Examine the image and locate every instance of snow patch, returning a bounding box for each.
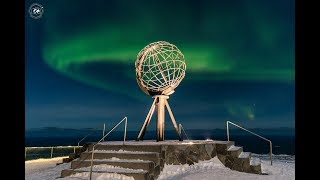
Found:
[250,157,261,166]
[239,152,251,158]
[228,145,241,151]
[92,149,156,154]
[77,164,147,173]
[64,172,134,180]
[158,154,295,180]
[82,157,149,162]
[98,140,219,145]
[158,156,225,179]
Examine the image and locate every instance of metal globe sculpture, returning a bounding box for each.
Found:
[135,41,186,96]
[135,41,186,141]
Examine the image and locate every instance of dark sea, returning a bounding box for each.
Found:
[25,127,294,160]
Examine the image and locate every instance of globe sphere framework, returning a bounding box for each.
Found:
[135,41,186,95]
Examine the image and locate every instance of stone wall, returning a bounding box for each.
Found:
[161,142,216,165]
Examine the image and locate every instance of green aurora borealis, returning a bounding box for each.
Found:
[42,0,294,96]
[26,0,294,129]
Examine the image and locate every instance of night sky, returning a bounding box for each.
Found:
[25,0,294,131]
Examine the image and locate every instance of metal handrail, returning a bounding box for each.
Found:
[25,146,83,159]
[77,125,105,147]
[89,117,127,180]
[57,124,106,171]
[226,121,273,165]
[25,145,81,148]
[179,124,190,140]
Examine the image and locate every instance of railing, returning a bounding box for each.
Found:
[26,124,106,161]
[77,124,106,147]
[226,121,273,165]
[179,124,190,140]
[25,146,82,160]
[89,117,128,180]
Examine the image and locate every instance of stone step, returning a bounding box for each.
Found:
[227,145,243,157]
[249,157,262,174]
[61,140,263,177]
[61,169,153,180]
[225,152,251,172]
[238,152,251,159]
[87,144,162,153]
[249,157,261,166]
[215,141,235,154]
[71,159,155,171]
[230,151,251,172]
[80,151,160,165]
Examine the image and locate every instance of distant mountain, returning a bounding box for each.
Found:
[25,127,101,138]
[25,127,294,138]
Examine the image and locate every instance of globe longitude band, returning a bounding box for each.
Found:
[135,41,186,141]
[135,41,186,96]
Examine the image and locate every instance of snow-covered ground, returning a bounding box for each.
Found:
[158,154,295,180]
[25,154,295,180]
[25,156,70,180]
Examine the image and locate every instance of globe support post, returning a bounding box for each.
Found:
[157,95,166,141]
[136,98,157,141]
[136,95,182,141]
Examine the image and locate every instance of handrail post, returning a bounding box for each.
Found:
[123,117,127,145]
[50,147,54,158]
[270,141,273,165]
[227,121,230,141]
[103,123,106,141]
[78,125,105,148]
